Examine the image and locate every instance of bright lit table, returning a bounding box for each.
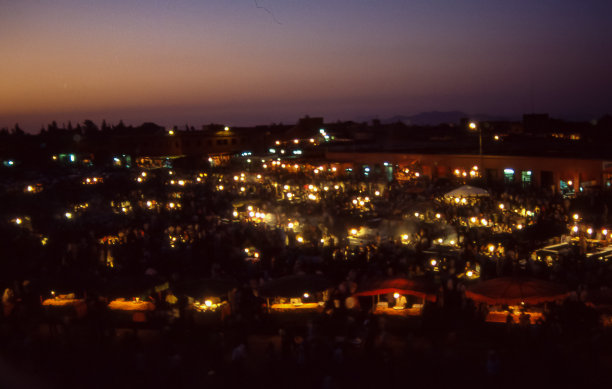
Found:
[270,302,321,312]
[108,299,155,323]
[108,299,155,311]
[42,298,87,318]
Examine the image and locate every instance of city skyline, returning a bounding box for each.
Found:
[1,0,611,131]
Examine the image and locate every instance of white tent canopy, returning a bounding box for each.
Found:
[444,185,489,198]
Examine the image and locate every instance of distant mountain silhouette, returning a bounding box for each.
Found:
[382,111,467,125]
[375,111,518,126]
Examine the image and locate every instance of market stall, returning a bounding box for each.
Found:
[443,185,489,200]
[42,293,87,319]
[38,272,99,321]
[105,275,166,325]
[353,277,437,316]
[259,274,332,314]
[174,277,236,324]
[466,277,569,324]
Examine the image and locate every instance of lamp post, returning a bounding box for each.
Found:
[469,121,483,175]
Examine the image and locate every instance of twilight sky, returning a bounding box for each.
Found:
[1,0,611,131]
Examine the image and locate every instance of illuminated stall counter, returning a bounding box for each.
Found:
[108,298,155,323]
[42,294,87,319]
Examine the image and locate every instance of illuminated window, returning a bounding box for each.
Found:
[521,171,532,187]
[503,168,515,183]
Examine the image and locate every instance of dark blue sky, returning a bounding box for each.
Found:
[1,0,611,130]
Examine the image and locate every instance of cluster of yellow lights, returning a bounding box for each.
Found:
[233,173,247,182]
[469,217,489,226]
[169,179,186,186]
[453,165,480,178]
[244,247,260,259]
[351,196,371,208]
[82,177,102,185]
[136,172,148,183]
[193,300,223,312]
[110,200,132,214]
[167,202,181,210]
[168,233,190,248]
[571,224,608,237]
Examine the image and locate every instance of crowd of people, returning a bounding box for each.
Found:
[1,158,612,387]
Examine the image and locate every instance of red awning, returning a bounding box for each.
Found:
[466,277,569,305]
[353,278,437,302]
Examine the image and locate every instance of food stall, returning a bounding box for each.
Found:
[259,274,332,314]
[443,185,489,201]
[466,277,569,324]
[353,277,437,317]
[105,275,166,326]
[42,292,87,320]
[39,273,97,321]
[532,243,572,267]
[174,277,237,325]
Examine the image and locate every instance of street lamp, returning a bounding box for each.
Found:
[468,121,482,171]
[468,121,481,156]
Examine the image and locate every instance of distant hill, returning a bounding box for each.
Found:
[377,111,518,126]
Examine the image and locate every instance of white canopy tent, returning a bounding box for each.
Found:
[444,185,489,198]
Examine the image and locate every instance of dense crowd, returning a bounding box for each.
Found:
[2,160,612,387]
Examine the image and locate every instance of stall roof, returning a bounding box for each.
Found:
[353,277,437,302]
[466,277,569,305]
[444,185,489,198]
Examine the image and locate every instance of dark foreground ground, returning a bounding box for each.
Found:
[2,312,612,389]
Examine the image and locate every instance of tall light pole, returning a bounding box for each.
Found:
[469,121,483,174]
